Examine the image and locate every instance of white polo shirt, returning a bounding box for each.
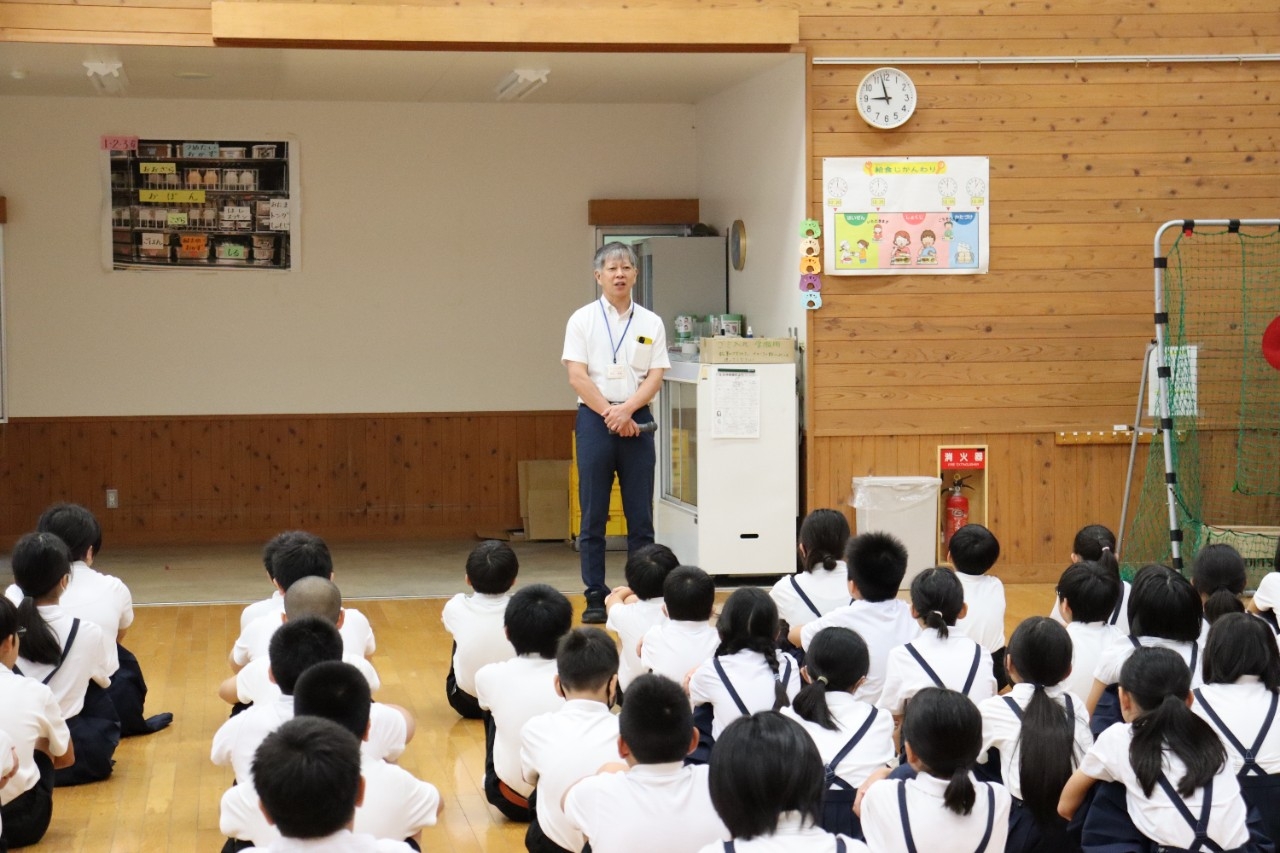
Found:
[1093,634,1203,689]
[978,682,1093,800]
[15,604,111,719]
[520,698,621,851]
[607,598,668,690]
[563,761,727,853]
[640,619,720,684]
[1192,677,1280,774]
[1079,722,1250,849]
[770,563,851,629]
[231,608,376,668]
[240,829,415,852]
[1253,573,1280,612]
[474,654,562,797]
[799,600,920,706]
[1062,620,1122,701]
[241,591,284,631]
[7,562,132,675]
[562,297,669,405]
[221,754,439,846]
[878,627,997,715]
[233,653,381,704]
[694,814,868,853]
[781,692,896,788]
[0,667,70,805]
[688,649,802,739]
[953,572,1006,654]
[440,591,515,695]
[861,773,1011,852]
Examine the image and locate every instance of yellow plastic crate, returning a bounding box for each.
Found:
[569,431,628,538]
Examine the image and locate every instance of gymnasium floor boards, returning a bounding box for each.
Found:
[40,584,1059,853]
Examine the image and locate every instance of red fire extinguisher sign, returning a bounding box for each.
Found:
[940,447,986,471]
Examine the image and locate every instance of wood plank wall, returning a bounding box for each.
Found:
[2,0,1277,576]
[0,411,575,547]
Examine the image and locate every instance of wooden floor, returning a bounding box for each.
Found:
[40,584,1060,852]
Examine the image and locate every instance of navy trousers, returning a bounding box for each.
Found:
[575,404,656,597]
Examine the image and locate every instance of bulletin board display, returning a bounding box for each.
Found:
[103,136,299,271]
[822,156,989,276]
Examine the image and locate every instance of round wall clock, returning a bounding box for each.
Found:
[856,67,917,130]
[730,219,748,271]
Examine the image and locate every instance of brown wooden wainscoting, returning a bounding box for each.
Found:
[0,411,575,547]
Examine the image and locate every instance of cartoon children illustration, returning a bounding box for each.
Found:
[839,240,855,265]
[857,240,869,264]
[917,229,938,265]
[891,230,912,264]
[943,218,955,241]
[872,223,884,242]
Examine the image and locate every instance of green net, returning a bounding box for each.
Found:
[1122,223,1280,587]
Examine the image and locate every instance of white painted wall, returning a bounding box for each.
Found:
[694,56,806,344]
[0,97,697,416]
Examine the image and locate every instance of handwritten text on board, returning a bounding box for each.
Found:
[101,136,138,152]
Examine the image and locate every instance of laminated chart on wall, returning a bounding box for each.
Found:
[822,156,989,276]
[712,368,761,439]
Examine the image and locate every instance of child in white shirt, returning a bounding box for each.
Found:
[606,544,678,695]
[441,539,518,719]
[947,524,1008,690]
[1050,524,1131,634]
[770,509,852,634]
[1054,561,1123,702]
[639,566,719,684]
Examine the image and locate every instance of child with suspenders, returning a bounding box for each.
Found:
[1059,646,1268,853]
[978,617,1093,853]
[687,589,801,746]
[1051,525,1132,634]
[770,510,852,638]
[859,688,1011,852]
[699,711,869,853]
[879,569,997,723]
[1193,613,1280,845]
[782,627,895,839]
[1087,563,1205,738]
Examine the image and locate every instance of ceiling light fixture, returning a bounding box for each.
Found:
[84,60,128,96]
[494,68,549,102]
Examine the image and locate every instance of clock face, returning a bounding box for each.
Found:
[856,67,917,130]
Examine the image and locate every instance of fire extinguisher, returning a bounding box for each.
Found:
[942,475,972,553]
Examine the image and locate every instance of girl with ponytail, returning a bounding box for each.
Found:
[860,687,1011,851]
[879,568,997,721]
[1192,543,1249,627]
[770,509,852,635]
[1059,646,1263,851]
[978,617,1091,853]
[688,588,801,741]
[11,531,116,786]
[783,627,895,837]
[1051,524,1131,634]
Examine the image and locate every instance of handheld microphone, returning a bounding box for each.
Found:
[609,421,659,436]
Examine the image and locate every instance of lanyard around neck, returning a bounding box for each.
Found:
[600,297,634,365]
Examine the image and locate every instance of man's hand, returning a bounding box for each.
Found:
[603,404,639,436]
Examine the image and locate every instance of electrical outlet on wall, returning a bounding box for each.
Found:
[105,489,119,509]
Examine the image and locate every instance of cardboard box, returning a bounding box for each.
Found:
[700,337,796,364]
[518,460,571,541]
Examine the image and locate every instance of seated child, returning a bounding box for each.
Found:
[1193,612,1280,844]
[1192,543,1249,628]
[520,628,621,853]
[770,509,852,634]
[947,524,1009,690]
[441,540,519,719]
[606,544,678,696]
[977,617,1092,853]
[474,583,572,822]
[1248,537,1280,631]
[10,532,116,787]
[688,588,801,743]
[1051,525,1130,634]
[239,531,299,631]
[878,568,996,720]
[860,688,1012,852]
[1054,561,1123,702]
[782,627,895,838]
[701,711,870,852]
[221,577,381,708]
[793,532,919,705]
[1087,563,1204,736]
[221,661,440,850]
[247,716,416,852]
[639,566,720,684]
[230,532,375,671]
[0,597,73,848]
[563,673,727,853]
[15,503,172,736]
[1059,647,1262,852]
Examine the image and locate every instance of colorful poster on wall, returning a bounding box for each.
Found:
[822,156,989,276]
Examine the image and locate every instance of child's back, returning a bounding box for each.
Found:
[1055,561,1124,701]
[640,565,719,683]
[442,540,519,718]
[1051,524,1131,634]
[947,525,1006,674]
[607,544,678,691]
[770,509,852,629]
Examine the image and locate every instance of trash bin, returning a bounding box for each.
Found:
[851,476,942,590]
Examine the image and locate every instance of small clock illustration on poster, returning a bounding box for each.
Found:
[856,67,917,130]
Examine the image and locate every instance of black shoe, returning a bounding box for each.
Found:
[582,592,607,624]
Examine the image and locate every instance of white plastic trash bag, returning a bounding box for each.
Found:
[850,476,942,589]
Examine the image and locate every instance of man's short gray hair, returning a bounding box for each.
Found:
[594,241,639,272]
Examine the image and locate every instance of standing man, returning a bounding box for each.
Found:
[563,242,670,623]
